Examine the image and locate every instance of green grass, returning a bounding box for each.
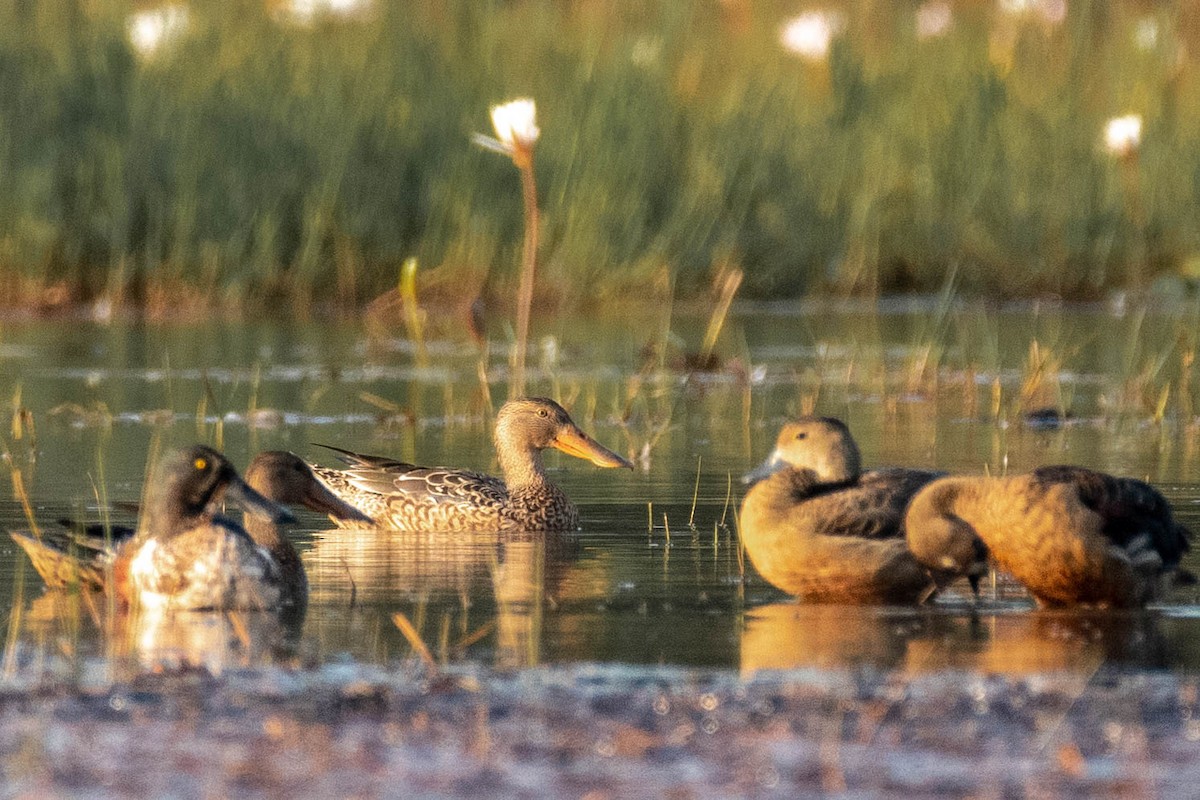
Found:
[2,1,1200,310]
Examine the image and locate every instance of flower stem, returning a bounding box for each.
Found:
[511,158,539,399]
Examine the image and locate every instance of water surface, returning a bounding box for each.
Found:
[2,299,1199,674]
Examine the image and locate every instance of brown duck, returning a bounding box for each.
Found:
[904,465,1193,608]
[738,417,947,604]
[312,397,633,532]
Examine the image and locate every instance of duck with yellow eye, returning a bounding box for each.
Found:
[115,445,296,611]
[12,449,372,612]
[311,396,633,532]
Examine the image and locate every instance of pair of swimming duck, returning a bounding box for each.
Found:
[739,417,1193,608]
[12,397,632,612]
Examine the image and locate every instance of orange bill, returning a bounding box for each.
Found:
[552,426,633,469]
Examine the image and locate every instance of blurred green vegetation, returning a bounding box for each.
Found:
[1,0,1200,310]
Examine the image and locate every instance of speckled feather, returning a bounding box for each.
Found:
[130,518,283,611]
[311,398,631,533]
[312,456,579,532]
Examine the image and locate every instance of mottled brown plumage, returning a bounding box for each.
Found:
[738,418,946,604]
[905,466,1193,608]
[312,397,632,532]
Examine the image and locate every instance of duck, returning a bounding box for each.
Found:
[904,465,1193,608]
[738,417,949,604]
[235,450,373,609]
[11,449,372,611]
[311,396,632,532]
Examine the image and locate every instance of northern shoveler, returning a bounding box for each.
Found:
[120,445,291,611]
[236,450,373,608]
[312,396,633,532]
[738,417,949,604]
[904,465,1193,608]
[12,449,372,611]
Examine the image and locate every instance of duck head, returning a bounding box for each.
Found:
[496,397,633,470]
[245,451,374,524]
[744,417,862,485]
[149,445,295,536]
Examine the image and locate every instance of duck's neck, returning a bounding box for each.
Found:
[243,517,290,558]
[243,517,307,598]
[497,442,548,491]
[140,492,206,541]
[905,477,988,572]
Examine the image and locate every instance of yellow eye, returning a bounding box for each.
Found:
[194,457,208,471]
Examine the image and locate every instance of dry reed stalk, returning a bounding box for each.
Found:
[392,611,437,671]
[399,257,429,370]
[698,267,743,365]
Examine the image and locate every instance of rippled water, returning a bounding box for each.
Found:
[3,299,1200,675]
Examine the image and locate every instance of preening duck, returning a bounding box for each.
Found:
[904,465,1193,608]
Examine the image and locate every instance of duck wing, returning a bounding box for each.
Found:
[811,469,943,541]
[1032,465,1192,567]
[315,444,509,506]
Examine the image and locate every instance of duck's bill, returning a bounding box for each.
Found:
[226,479,296,524]
[552,427,634,469]
[741,454,784,485]
[302,479,375,525]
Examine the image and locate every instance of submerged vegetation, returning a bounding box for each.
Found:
[2,1,1200,311]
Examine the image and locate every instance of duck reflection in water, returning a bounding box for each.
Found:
[304,527,581,667]
[740,604,1171,676]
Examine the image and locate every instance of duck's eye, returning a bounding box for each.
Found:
[794,433,807,441]
[194,457,208,471]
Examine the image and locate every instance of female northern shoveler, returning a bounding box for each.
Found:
[312,396,633,532]
[12,449,371,611]
[904,465,1193,608]
[738,417,949,604]
[236,451,373,609]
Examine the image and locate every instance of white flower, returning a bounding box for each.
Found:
[490,98,540,151]
[277,0,375,28]
[127,4,189,59]
[1036,0,1068,25]
[474,98,540,161]
[779,10,845,62]
[1135,17,1159,51]
[1104,114,1143,157]
[916,1,953,39]
[999,0,1067,26]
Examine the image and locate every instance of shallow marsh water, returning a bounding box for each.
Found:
[2,298,1200,677]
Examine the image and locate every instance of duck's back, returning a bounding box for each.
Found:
[1031,465,1190,569]
[810,468,944,540]
[313,451,511,532]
